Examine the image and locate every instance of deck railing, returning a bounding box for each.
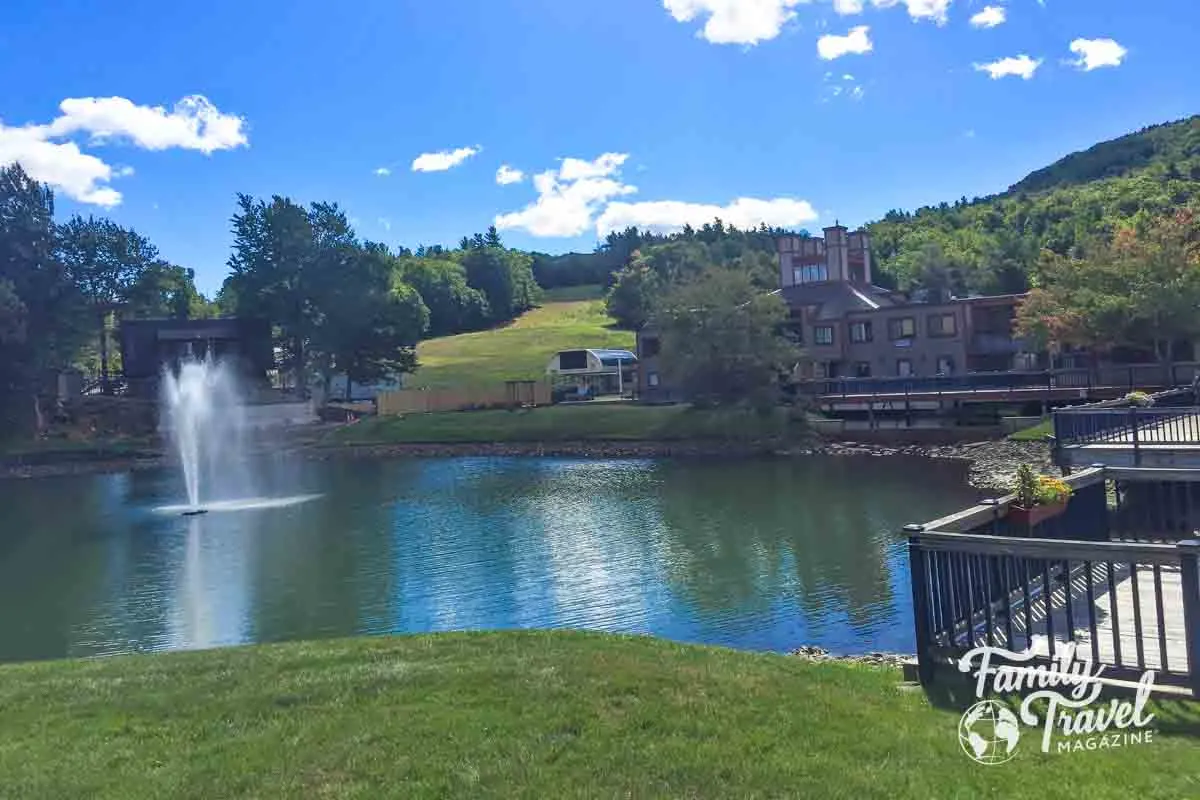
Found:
[802,362,1200,399]
[906,466,1200,695]
[1052,406,1200,462]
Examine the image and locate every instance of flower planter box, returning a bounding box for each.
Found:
[1007,501,1067,527]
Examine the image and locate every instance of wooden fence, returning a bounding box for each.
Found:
[377,380,551,415]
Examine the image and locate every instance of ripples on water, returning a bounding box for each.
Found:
[0,456,980,663]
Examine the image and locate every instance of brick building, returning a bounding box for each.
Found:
[636,224,1036,400]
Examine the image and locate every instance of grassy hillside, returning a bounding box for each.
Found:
[408,285,633,390]
[2,631,1198,798]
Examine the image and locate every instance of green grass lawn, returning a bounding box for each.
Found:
[0,433,157,459]
[539,284,607,302]
[1008,418,1053,441]
[409,289,631,390]
[327,403,811,445]
[1,631,1197,799]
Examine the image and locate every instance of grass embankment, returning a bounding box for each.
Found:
[327,403,810,445]
[409,284,631,390]
[1,631,1197,799]
[0,433,156,461]
[1009,419,1053,441]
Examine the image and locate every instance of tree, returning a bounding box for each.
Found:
[397,256,489,336]
[225,193,320,390]
[605,255,662,329]
[483,225,503,248]
[311,245,429,399]
[0,164,88,435]
[462,246,540,323]
[1015,210,1200,362]
[653,268,800,408]
[57,216,163,391]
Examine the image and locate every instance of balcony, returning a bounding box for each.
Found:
[968,332,1026,355]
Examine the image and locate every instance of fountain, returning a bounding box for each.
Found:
[160,356,254,513]
[157,355,321,516]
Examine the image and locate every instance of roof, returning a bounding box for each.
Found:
[780,282,900,320]
[587,349,636,360]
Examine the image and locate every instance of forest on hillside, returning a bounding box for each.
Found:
[866,115,1200,297]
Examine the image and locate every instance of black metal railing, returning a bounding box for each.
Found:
[802,370,1086,398]
[1052,407,1200,454]
[909,531,1200,692]
[906,466,1200,695]
[803,362,1200,399]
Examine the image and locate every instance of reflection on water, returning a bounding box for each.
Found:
[0,456,979,663]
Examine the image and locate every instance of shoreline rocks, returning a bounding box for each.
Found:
[782,438,1054,493]
[0,434,1054,491]
[789,645,914,669]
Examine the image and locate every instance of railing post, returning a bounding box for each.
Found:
[1130,406,1141,466]
[1177,539,1200,698]
[906,525,934,685]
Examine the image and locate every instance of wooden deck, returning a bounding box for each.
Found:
[976,562,1189,675]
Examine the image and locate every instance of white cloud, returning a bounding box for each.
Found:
[0,123,122,206]
[1069,38,1127,71]
[871,0,952,25]
[374,166,391,176]
[495,153,637,237]
[969,5,1005,28]
[596,197,818,236]
[833,0,865,13]
[0,94,245,207]
[378,217,392,231]
[46,95,247,154]
[662,0,805,45]
[496,152,820,239]
[411,145,481,172]
[974,54,1041,79]
[818,26,872,60]
[495,164,525,185]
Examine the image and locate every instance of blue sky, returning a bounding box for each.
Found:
[1,0,1197,295]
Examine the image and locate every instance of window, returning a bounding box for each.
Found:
[559,350,588,370]
[849,321,873,343]
[936,356,955,375]
[854,362,871,378]
[647,372,660,387]
[897,359,914,377]
[928,313,957,337]
[792,261,829,284]
[888,317,916,340]
[641,337,661,357]
[814,325,834,345]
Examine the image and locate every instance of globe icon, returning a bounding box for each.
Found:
[958,700,1021,765]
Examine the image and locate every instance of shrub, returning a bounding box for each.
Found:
[1125,390,1154,407]
[1013,463,1071,507]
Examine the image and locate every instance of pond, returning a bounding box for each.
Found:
[0,455,980,663]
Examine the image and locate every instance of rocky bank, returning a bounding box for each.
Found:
[789,645,914,669]
[0,430,1055,491]
[792,438,1056,494]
